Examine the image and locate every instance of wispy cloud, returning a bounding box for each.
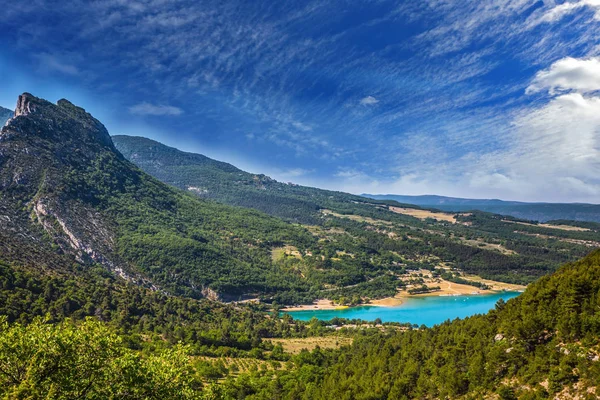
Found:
[530,0,600,26]
[129,102,183,116]
[4,0,600,201]
[34,53,79,75]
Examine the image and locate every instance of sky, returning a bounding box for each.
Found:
[1,0,600,203]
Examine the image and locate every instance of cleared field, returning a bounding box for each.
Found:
[461,238,517,255]
[267,336,353,354]
[463,275,527,292]
[282,299,348,311]
[389,206,459,223]
[398,269,525,296]
[271,245,302,261]
[503,220,590,232]
[370,296,404,306]
[321,209,393,225]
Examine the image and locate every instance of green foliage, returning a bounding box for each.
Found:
[0,317,200,399]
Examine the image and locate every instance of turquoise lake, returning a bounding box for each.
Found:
[284,292,521,327]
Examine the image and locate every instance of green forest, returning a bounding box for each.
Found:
[1,250,599,398]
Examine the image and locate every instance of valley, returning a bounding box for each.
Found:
[0,94,599,398]
[3,0,600,397]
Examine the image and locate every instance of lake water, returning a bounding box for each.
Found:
[284,292,521,327]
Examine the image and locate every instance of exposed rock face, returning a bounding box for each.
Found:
[14,92,37,117]
[201,286,220,301]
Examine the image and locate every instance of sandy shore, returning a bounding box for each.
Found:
[281,299,349,312]
[369,296,404,307]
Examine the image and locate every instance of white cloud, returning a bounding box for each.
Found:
[359,96,379,106]
[129,102,183,116]
[527,57,600,94]
[333,59,600,202]
[278,168,313,178]
[291,121,312,131]
[509,93,600,178]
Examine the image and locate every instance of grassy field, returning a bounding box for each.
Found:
[266,336,354,354]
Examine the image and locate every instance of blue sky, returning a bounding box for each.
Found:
[2,0,600,202]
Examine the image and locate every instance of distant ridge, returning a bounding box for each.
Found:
[363,194,600,223]
[0,106,12,126]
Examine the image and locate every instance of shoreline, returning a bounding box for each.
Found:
[280,278,527,312]
[281,288,523,312]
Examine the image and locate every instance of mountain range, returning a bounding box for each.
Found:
[1,94,600,398]
[364,194,600,223]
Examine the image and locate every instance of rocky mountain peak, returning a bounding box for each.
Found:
[4,93,116,151]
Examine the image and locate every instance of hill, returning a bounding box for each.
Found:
[364,194,600,223]
[113,134,369,225]
[3,247,600,398]
[1,94,599,397]
[113,135,600,292]
[3,94,600,308]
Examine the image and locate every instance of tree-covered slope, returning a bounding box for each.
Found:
[113,135,375,225]
[220,249,600,399]
[2,94,599,308]
[2,249,599,398]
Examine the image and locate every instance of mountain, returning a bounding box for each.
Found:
[364,194,600,223]
[3,95,600,308]
[0,106,12,126]
[0,93,316,301]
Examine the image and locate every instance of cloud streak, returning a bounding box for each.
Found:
[129,102,183,116]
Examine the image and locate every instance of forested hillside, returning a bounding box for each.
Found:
[2,94,600,310]
[114,135,368,225]
[113,135,600,296]
[0,94,317,301]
